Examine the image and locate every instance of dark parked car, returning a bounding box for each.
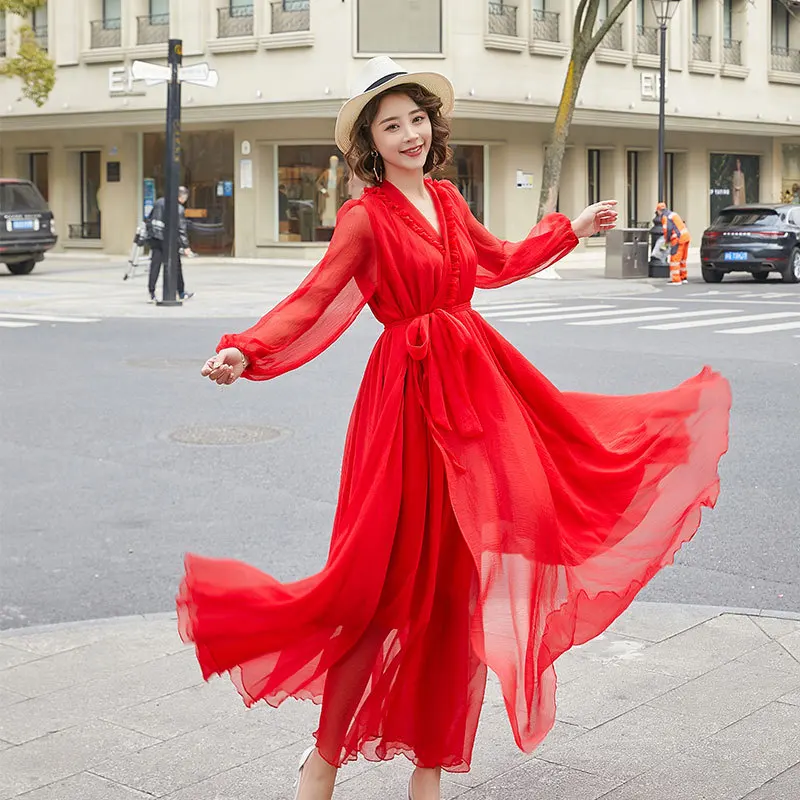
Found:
[0,178,57,275]
[700,204,800,284]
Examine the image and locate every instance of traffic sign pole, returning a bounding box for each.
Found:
[158,39,183,307]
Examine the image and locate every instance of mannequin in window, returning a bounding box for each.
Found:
[732,158,746,206]
[316,155,343,228]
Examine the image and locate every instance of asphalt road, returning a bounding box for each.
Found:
[2,280,799,629]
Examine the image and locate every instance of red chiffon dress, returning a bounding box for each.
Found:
[178,178,730,772]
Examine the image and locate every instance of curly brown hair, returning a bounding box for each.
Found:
[344,83,452,187]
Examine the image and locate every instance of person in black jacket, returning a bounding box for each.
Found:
[147,185,195,302]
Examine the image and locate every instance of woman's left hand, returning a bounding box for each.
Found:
[571,200,618,239]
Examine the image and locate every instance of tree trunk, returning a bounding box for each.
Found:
[537,55,587,221]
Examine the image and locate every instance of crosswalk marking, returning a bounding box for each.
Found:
[509,306,671,323]
[569,309,741,326]
[0,313,99,324]
[472,301,559,313]
[719,320,800,334]
[642,312,800,330]
[478,303,604,319]
[0,321,38,328]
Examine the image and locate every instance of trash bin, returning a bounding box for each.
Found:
[604,228,650,278]
[648,220,670,279]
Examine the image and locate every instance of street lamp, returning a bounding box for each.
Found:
[650,0,681,205]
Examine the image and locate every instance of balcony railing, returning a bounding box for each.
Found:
[69,222,101,240]
[90,19,122,48]
[488,2,518,37]
[33,24,47,51]
[636,25,659,55]
[532,9,559,43]
[771,45,800,72]
[599,21,623,51]
[218,4,254,37]
[691,33,712,61]
[271,0,309,34]
[137,13,169,45]
[723,38,741,66]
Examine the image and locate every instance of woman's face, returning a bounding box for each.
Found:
[369,92,432,178]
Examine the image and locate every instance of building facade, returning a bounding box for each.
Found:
[1,0,799,258]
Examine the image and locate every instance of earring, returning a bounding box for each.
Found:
[371,150,382,183]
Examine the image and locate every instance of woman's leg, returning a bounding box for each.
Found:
[295,749,337,800]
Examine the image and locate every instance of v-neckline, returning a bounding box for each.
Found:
[383,179,444,246]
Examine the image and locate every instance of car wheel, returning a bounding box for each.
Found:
[6,259,36,275]
[702,266,723,283]
[781,248,800,284]
[752,271,770,282]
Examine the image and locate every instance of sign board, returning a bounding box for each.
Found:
[143,178,156,219]
[106,161,121,183]
[240,158,253,189]
[516,170,534,190]
[640,72,668,102]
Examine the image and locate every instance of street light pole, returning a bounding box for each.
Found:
[657,21,667,205]
[160,38,183,307]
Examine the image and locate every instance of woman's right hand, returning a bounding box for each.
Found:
[201,347,247,385]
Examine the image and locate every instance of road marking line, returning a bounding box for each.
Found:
[509,306,676,323]
[0,321,38,328]
[472,301,559,312]
[569,309,739,326]
[480,304,614,319]
[718,320,800,334]
[0,313,100,323]
[642,312,800,330]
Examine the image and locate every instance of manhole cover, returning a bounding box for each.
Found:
[126,357,201,370]
[169,425,285,446]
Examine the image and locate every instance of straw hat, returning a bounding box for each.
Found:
[334,56,455,153]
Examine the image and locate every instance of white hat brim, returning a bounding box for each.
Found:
[334,71,455,154]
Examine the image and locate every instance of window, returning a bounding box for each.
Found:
[149,0,169,21]
[588,149,601,205]
[626,150,639,228]
[692,0,699,37]
[723,0,732,41]
[69,151,102,240]
[636,0,645,29]
[32,1,47,31]
[0,182,47,212]
[143,131,235,255]
[0,14,6,57]
[433,145,485,223]
[772,0,789,50]
[230,0,252,11]
[277,146,352,242]
[28,152,49,201]
[358,0,442,54]
[103,0,121,28]
[598,0,608,21]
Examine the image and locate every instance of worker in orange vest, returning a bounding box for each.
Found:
[656,202,690,284]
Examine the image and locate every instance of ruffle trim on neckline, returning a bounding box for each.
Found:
[366,179,463,304]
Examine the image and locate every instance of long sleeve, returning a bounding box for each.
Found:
[441,182,578,289]
[217,201,376,381]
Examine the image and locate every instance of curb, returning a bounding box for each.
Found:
[1,602,798,639]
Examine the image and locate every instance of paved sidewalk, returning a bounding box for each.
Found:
[0,247,696,320]
[0,602,798,799]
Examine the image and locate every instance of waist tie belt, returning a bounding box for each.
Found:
[385,302,481,471]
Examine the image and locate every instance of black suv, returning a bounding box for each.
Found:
[0,179,57,275]
[700,204,800,284]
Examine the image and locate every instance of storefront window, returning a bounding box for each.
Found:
[143,131,234,255]
[709,153,759,222]
[277,145,353,242]
[433,144,485,223]
[781,144,800,203]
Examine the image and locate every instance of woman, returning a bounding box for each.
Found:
[178,57,730,800]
